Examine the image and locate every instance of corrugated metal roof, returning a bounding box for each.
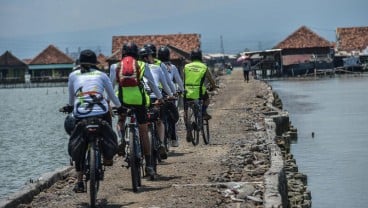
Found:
[29,64,73,70]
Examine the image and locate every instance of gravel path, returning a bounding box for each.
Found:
[16,69,278,208]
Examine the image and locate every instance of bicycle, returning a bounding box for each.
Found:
[60,106,105,208]
[114,106,143,192]
[184,99,210,146]
[147,104,162,180]
[162,97,179,150]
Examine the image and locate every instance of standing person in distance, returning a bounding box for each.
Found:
[157,46,184,147]
[242,56,251,82]
[66,49,123,192]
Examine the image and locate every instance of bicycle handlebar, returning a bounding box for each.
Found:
[59,105,73,113]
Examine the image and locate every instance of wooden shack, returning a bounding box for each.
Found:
[0,51,28,83]
[273,25,334,76]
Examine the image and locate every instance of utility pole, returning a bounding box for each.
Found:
[220,35,225,64]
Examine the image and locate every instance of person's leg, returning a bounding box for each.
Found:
[157,119,168,159]
[136,106,155,176]
[202,92,211,120]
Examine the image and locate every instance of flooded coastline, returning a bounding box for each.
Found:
[269,75,368,208]
[0,87,69,199]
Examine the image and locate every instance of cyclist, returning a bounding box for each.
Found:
[157,46,184,147]
[144,43,177,94]
[139,46,175,159]
[183,48,217,142]
[109,42,164,177]
[66,49,123,192]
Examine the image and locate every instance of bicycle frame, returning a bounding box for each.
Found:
[184,99,210,145]
[82,117,104,208]
[118,107,143,192]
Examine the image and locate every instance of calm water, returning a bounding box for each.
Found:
[269,75,368,208]
[0,87,70,199]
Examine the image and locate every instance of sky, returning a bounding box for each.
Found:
[0,0,367,59]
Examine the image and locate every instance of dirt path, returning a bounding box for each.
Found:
[18,69,274,208]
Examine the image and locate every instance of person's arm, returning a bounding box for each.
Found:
[109,63,118,89]
[144,64,163,99]
[172,65,184,92]
[68,73,75,106]
[205,68,217,89]
[158,69,173,96]
[160,63,177,93]
[103,73,121,107]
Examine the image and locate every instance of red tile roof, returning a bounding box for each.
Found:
[29,45,74,65]
[0,51,27,67]
[336,26,368,53]
[110,33,201,60]
[274,26,332,49]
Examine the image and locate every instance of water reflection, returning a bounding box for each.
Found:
[270,77,368,208]
[0,87,69,199]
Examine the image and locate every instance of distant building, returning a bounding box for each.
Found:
[273,25,334,76]
[108,33,201,69]
[28,45,74,82]
[0,51,28,83]
[335,26,368,69]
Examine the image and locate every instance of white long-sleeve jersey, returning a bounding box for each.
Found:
[164,62,184,92]
[158,61,177,94]
[143,63,174,98]
[68,68,121,118]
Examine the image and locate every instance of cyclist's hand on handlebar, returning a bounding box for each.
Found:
[154,98,164,105]
[59,104,73,113]
[167,95,176,100]
[113,106,127,115]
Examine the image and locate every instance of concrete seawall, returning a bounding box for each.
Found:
[263,84,311,208]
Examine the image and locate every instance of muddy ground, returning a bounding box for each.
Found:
[17,69,276,208]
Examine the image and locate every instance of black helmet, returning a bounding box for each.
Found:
[190,49,202,61]
[158,46,170,62]
[64,114,76,135]
[143,43,157,58]
[79,49,98,65]
[122,42,138,59]
[138,47,153,59]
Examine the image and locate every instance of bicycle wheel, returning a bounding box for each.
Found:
[188,106,199,146]
[129,128,141,192]
[163,119,171,152]
[202,119,210,144]
[149,123,159,179]
[89,142,98,207]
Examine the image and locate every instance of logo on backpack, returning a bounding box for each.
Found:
[117,56,140,87]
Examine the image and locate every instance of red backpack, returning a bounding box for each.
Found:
[116,56,141,87]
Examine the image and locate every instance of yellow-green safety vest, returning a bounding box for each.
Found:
[184,60,207,100]
[118,60,150,107]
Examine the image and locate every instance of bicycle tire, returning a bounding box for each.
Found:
[202,119,210,144]
[188,106,200,146]
[89,142,98,207]
[129,128,141,192]
[149,123,159,179]
[163,119,171,152]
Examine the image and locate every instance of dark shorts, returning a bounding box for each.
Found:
[132,105,148,124]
